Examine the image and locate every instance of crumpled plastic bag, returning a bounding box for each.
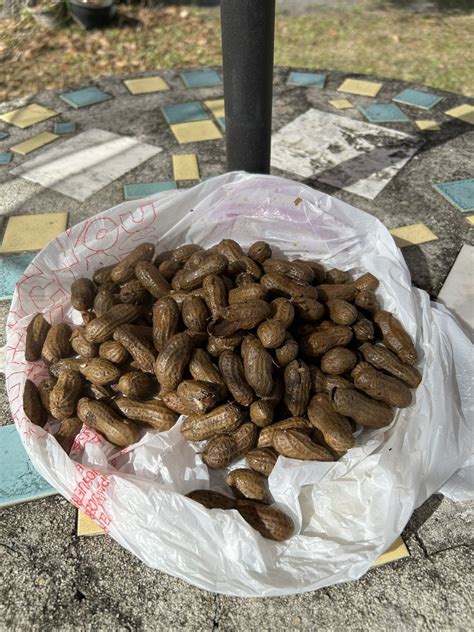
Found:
[5,172,473,597]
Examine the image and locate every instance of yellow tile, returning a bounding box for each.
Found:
[204,98,225,118]
[466,215,474,226]
[415,119,440,131]
[0,211,68,253]
[372,537,410,567]
[445,104,474,125]
[0,103,58,129]
[172,153,200,180]
[10,132,59,156]
[77,510,105,536]
[329,99,354,110]
[390,223,438,248]
[124,76,169,95]
[170,120,223,144]
[337,78,383,97]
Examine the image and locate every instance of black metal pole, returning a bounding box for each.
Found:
[220,0,276,174]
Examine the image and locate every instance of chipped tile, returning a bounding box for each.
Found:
[10,131,59,156]
[371,537,410,567]
[180,69,222,89]
[0,252,36,299]
[204,98,225,118]
[216,116,225,132]
[54,121,76,134]
[466,215,474,226]
[287,71,326,88]
[415,119,440,131]
[337,78,383,97]
[60,86,112,109]
[123,181,177,201]
[124,76,169,94]
[0,103,58,129]
[170,120,222,144]
[162,101,209,125]
[0,151,13,164]
[393,88,443,110]
[0,212,68,254]
[390,223,438,248]
[359,103,409,123]
[172,154,200,180]
[445,104,474,125]
[433,179,474,213]
[0,131,9,140]
[329,99,354,110]
[77,510,105,536]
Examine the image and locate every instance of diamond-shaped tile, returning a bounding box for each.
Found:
[359,103,409,123]
[393,88,443,110]
[204,99,225,118]
[60,86,112,109]
[0,151,13,164]
[0,252,36,299]
[0,131,9,140]
[444,104,474,125]
[0,103,58,129]
[329,99,354,110]
[162,101,209,125]
[124,76,169,94]
[287,71,326,88]
[180,70,222,89]
[337,78,383,97]
[390,223,438,247]
[170,120,222,144]
[123,181,177,201]
[10,132,59,156]
[415,120,440,131]
[0,212,68,253]
[433,179,474,213]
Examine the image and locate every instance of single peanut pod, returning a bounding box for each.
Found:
[317,284,357,303]
[301,326,353,357]
[307,393,354,453]
[351,361,373,380]
[79,358,121,386]
[202,435,239,470]
[359,343,422,388]
[355,290,379,313]
[70,328,98,359]
[71,278,95,312]
[41,323,73,365]
[49,357,88,378]
[154,332,193,392]
[25,313,51,362]
[256,320,286,349]
[176,380,222,414]
[207,332,244,357]
[241,336,273,397]
[261,273,318,300]
[23,379,48,426]
[216,238,244,262]
[218,299,271,330]
[249,400,275,427]
[119,279,148,305]
[49,369,82,421]
[232,422,258,457]
[93,289,116,318]
[232,255,263,280]
[114,398,178,431]
[326,299,358,326]
[295,259,326,284]
[333,388,394,428]
[99,340,129,365]
[182,251,209,273]
[269,298,295,328]
[135,261,170,299]
[128,325,154,340]
[54,417,82,453]
[152,296,180,352]
[37,377,57,414]
[309,366,353,395]
[228,284,267,305]
[263,259,314,283]
[110,243,155,284]
[257,417,311,448]
[292,298,325,322]
[116,371,153,399]
[236,500,294,541]
[189,348,226,391]
[84,304,141,344]
[353,366,412,408]
[186,490,236,510]
[248,241,272,264]
[179,255,228,291]
[353,314,375,342]
[171,244,203,264]
[182,296,210,333]
[283,359,311,417]
[273,429,334,461]
[274,335,299,367]
[218,350,254,406]
[226,469,270,503]
[93,264,115,286]
[373,310,418,366]
[81,312,96,326]
[351,272,379,292]
[77,398,140,447]
[160,390,198,416]
[181,403,244,441]
[246,448,278,477]
[83,383,113,402]
[235,272,255,287]
[158,259,181,282]
[202,274,228,320]
[326,268,351,285]
[320,347,357,375]
[153,250,174,266]
[171,269,186,291]
[113,325,155,374]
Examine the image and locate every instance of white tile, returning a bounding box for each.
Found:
[437,245,474,332]
[271,108,422,200]
[11,129,162,202]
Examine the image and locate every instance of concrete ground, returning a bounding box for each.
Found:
[0,67,473,629]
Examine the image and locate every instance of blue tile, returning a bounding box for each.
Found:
[0,151,13,164]
[358,103,410,123]
[287,71,327,88]
[54,121,76,134]
[0,252,36,298]
[433,179,474,213]
[59,86,112,109]
[216,116,226,132]
[393,88,443,110]
[161,101,209,124]
[123,181,177,201]
[180,70,223,89]
[0,131,9,141]
[0,425,56,508]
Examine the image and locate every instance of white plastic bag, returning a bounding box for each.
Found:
[6,172,473,597]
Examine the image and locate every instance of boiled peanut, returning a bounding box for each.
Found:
[261,273,318,300]
[81,312,96,326]
[232,422,258,457]
[207,332,244,357]
[113,325,155,374]
[263,259,314,283]
[80,358,121,386]
[171,244,203,264]
[359,343,421,388]
[182,250,209,272]
[202,434,238,469]
[84,304,141,344]
[176,380,222,414]
[317,284,356,303]
[93,288,116,318]
[232,255,263,280]
[189,348,226,392]
[226,469,270,503]
[159,259,181,281]
[326,299,358,326]
[241,336,273,397]
[274,334,299,367]
[273,429,334,461]
[25,313,51,362]
[49,369,82,420]
[53,417,82,453]
[120,279,148,305]
[71,278,95,312]
[116,371,153,398]
[333,388,394,428]
[309,366,353,395]
[353,315,375,342]
[42,323,72,365]
[202,274,228,319]
[23,379,48,426]
[93,264,115,286]
[179,255,228,291]
[186,490,236,510]
[77,398,140,447]
[351,272,379,291]
[301,326,353,357]
[246,448,278,477]
[83,383,113,402]
[182,296,209,332]
[235,272,255,287]
[269,298,295,328]
[284,359,311,416]
[217,299,271,331]
[38,377,57,414]
[249,400,275,427]
[296,259,326,284]
[293,298,325,322]
[257,319,286,349]
[248,241,272,264]
[353,365,412,408]
[257,417,311,448]
[110,242,155,284]
[70,328,98,359]
[114,398,178,431]
[181,402,244,441]
[152,296,180,352]
[373,310,418,366]
[49,357,88,377]
[355,290,379,313]
[236,500,294,541]
[154,332,193,392]
[326,268,351,285]
[99,340,129,365]
[228,284,267,305]
[218,350,254,406]
[135,261,170,299]
[320,347,357,375]
[307,393,354,453]
[160,390,198,416]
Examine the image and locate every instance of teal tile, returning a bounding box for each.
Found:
[0,151,13,164]
[433,179,474,213]
[0,131,9,141]
[180,70,222,89]
[287,71,327,88]
[60,86,112,109]
[123,181,177,201]
[54,121,76,134]
[0,425,56,508]
[359,103,410,122]
[216,116,225,131]
[393,88,443,110]
[162,101,209,124]
[0,252,36,299]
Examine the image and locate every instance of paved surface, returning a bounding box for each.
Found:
[0,67,473,629]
